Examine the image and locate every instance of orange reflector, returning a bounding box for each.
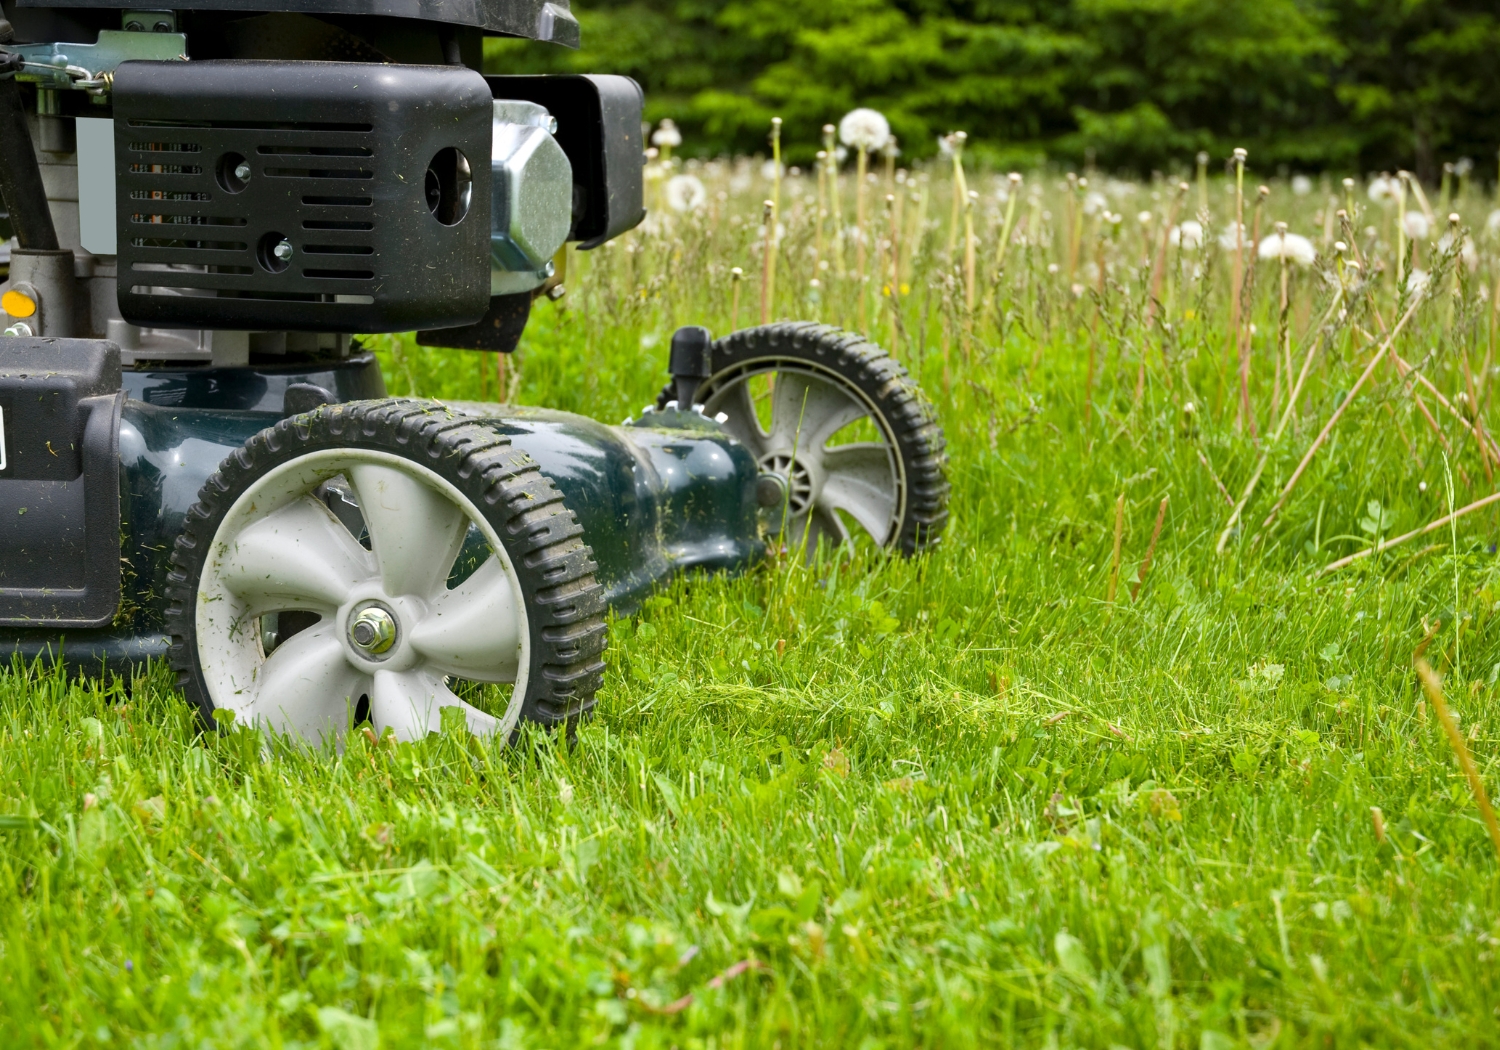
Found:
[2,290,37,319]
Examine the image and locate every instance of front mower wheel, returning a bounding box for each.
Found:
[164,399,606,743]
[659,323,948,556]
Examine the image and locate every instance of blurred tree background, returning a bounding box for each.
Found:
[485,0,1500,179]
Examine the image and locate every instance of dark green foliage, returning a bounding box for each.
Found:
[486,0,1500,176]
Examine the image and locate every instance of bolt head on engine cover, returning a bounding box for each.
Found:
[490,101,573,278]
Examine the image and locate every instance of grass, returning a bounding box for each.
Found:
[5,155,1500,1047]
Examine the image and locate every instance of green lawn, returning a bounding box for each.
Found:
[5,162,1500,1048]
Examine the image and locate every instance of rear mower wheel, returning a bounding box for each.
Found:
[659,323,948,556]
[164,399,606,743]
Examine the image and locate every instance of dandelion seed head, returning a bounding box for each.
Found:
[1170,220,1204,250]
[1291,175,1313,196]
[1401,211,1430,241]
[1082,191,1107,216]
[1406,268,1430,294]
[838,108,890,152]
[651,119,681,149]
[1258,231,1316,266]
[1137,210,1154,225]
[1218,222,1247,250]
[1367,176,1397,204]
[665,173,707,213]
[1486,210,1500,237]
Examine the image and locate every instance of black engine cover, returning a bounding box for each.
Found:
[113,60,493,334]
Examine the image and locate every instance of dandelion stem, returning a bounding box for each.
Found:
[856,146,869,331]
[765,118,782,323]
[994,173,1022,278]
[964,191,977,313]
[760,198,775,326]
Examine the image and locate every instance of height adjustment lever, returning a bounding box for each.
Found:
[668,326,713,410]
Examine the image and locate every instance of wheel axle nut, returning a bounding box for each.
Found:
[756,472,788,508]
[350,607,396,654]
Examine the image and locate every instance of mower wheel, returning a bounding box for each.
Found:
[164,399,606,743]
[658,323,948,556]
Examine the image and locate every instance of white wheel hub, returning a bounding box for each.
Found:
[194,449,530,743]
[705,362,903,552]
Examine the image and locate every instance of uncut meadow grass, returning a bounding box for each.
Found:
[4,154,1500,1047]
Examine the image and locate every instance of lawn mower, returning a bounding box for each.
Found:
[0,0,948,742]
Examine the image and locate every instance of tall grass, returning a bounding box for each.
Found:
[4,148,1500,1047]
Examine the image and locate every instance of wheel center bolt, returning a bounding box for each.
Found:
[349,607,396,654]
[756,472,788,508]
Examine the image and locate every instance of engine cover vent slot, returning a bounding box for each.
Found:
[113,60,492,333]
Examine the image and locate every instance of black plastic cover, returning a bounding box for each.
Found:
[0,337,124,627]
[113,60,494,333]
[487,74,645,249]
[417,291,531,352]
[11,0,580,46]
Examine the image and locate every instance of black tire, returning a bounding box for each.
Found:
[164,398,606,735]
[659,322,948,555]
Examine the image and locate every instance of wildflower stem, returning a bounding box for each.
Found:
[1414,660,1500,863]
[1214,288,1345,553]
[1144,182,1188,327]
[1260,292,1425,531]
[1130,496,1169,602]
[1106,491,1125,605]
[1228,149,1246,430]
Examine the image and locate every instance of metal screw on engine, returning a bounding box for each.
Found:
[273,239,294,262]
[153,20,171,31]
[234,162,251,181]
[350,607,397,655]
[546,283,567,301]
[124,19,144,31]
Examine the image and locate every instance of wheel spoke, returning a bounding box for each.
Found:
[249,623,368,741]
[219,496,374,615]
[408,556,522,682]
[347,464,470,600]
[767,372,867,453]
[704,380,768,458]
[818,443,898,544]
[370,669,499,740]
